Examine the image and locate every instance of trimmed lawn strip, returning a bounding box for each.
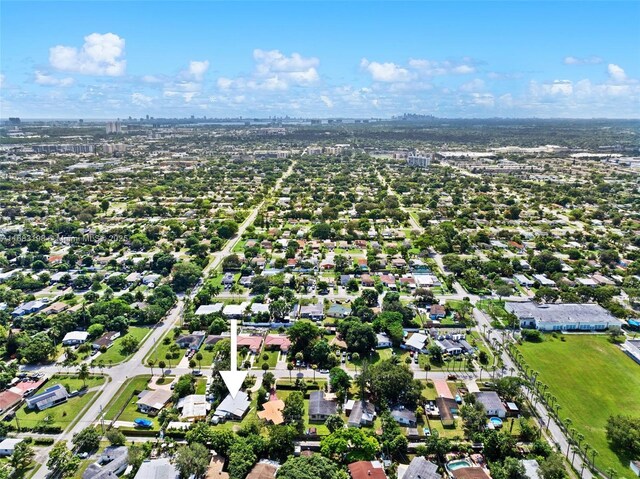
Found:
[103,375,152,421]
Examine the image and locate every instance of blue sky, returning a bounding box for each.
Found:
[1,1,639,118]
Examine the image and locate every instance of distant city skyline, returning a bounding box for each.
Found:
[1,1,639,119]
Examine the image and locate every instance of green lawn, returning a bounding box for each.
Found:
[518,335,640,479]
[16,374,104,432]
[95,327,151,365]
[254,350,279,370]
[103,375,151,421]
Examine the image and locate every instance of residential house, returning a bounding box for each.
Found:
[346,400,376,427]
[92,331,121,350]
[195,303,224,316]
[398,457,440,479]
[348,460,387,479]
[213,391,251,422]
[514,274,534,287]
[436,397,458,426]
[309,391,337,422]
[136,389,172,415]
[62,331,90,346]
[83,446,128,479]
[505,302,623,331]
[299,303,325,321]
[26,384,69,411]
[376,333,392,349]
[630,461,640,477]
[327,303,351,318]
[12,299,47,317]
[429,304,446,320]
[177,394,211,421]
[435,339,463,356]
[222,302,250,319]
[532,274,556,287]
[391,407,417,427]
[257,399,285,425]
[450,467,491,479]
[134,458,179,479]
[0,438,22,456]
[521,460,541,479]
[175,331,206,351]
[360,274,374,287]
[246,461,279,479]
[43,301,68,315]
[264,334,291,352]
[237,335,263,354]
[404,333,428,353]
[474,391,507,418]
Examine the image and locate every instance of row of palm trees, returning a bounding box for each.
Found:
[507,344,610,479]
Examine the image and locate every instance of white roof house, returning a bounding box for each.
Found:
[134,458,179,479]
[194,303,224,316]
[0,438,22,456]
[222,302,250,318]
[506,302,623,331]
[177,394,211,421]
[213,391,250,420]
[404,333,428,352]
[62,331,90,345]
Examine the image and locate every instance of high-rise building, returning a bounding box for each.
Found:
[105,121,122,134]
[406,152,432,168]
[33,144,95,154]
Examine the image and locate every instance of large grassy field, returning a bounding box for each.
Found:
[518,335,640,478]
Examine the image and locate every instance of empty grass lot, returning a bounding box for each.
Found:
[518,335,640,478]
[103,375,152,421]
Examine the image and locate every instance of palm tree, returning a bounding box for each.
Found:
[312,365,317,381]
[196,352,203,370]
[287,363,293,381]
[590,449,598,469]
[605,468,616,479]
[158,360,166,377]
[78,363,89,387]
[147,359,155,376]
[582,443,591,476]
[564,418,573,457]
[571,446,580,466]
[424,363,431,381]
[165,352,172,369]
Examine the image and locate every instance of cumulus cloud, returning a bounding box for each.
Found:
[49,33,126,76]
[34,71,74,87]
[563,55,603,65]
[217,49,319,91]
[460,78,485,92]
[186,60,209,81]
[320,95,334,108]
[141,75,162,83]
[608,64,626,82]
[360,58,414,82]
[131,92,153,106]
[531,80,574,97]
[408,58,476,76]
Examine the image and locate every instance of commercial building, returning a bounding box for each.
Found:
[407,152,432,168]
[505,302,623,331]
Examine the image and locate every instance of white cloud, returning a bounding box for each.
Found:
[532,80,574,96]
[360,58,413,82]
[470,93,495,107]
[49,33,126,76]
[563,55,602,65]
[460,78,485,92]
[131,92,152,106]
[141,75,162,83]
[186,60,209,81]
[608,63,626,82]
[408,58,476,76]
[320,95,333,108]
[34,71,74,87]
[217,49,319,91]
